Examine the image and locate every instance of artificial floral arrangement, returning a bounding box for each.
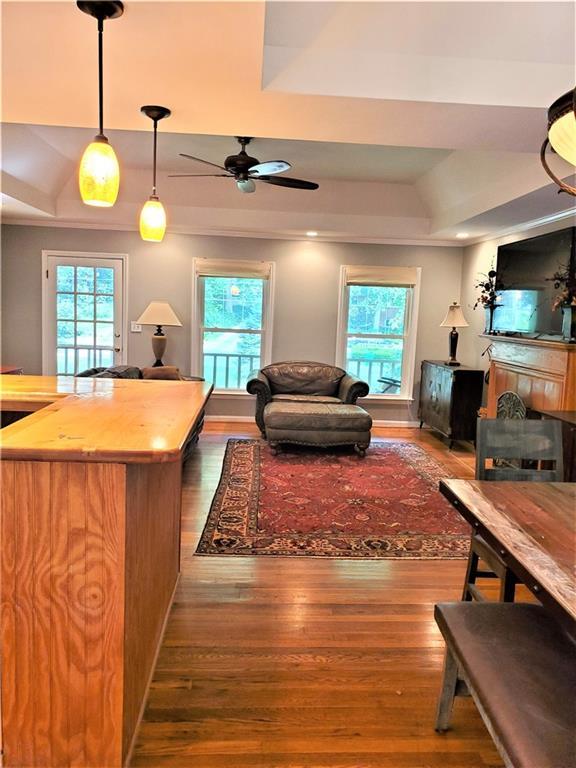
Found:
[473,266,506,334]
[548,264,576,310]
[473,268,502,311]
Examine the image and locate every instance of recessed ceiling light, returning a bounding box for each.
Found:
[306,231,318,237]
[456,232,469,239]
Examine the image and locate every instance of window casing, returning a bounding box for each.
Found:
[192,259,274,391]
[336,265,421,399]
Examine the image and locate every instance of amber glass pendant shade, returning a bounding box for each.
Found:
[76,1,124,207]
[140,105,171,242]
[79,138,120,207]
[139,197,167,242]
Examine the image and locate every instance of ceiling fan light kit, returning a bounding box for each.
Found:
[139,105,171,242]
[540,86,576,197]
[237,178,256,193]
[77,1,123,207]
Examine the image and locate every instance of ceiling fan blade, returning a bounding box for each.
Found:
[249,160,291,176]
[168,173,233,178]
[258,175,319,190]
[179,153,228,172]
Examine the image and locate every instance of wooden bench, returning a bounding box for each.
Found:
[434,602,576,768]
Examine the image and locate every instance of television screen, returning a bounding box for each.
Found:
[495,227,575,336]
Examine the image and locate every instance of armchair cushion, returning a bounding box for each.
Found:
[261,361,346,396]
[272,394,341,404]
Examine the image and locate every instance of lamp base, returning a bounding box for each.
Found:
[446,327,460,367]
[151,333,167,366]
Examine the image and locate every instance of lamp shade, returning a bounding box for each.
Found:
[440,302,469,328]
[79,138,120,207]
[137,301,182,327]
[139,197,167,242]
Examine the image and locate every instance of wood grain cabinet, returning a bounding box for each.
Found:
[419,360,484,446]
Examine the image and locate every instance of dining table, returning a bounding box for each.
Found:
[439,479,576,629]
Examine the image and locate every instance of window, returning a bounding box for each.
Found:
[42,252,126,375]
[336,265,421,398]
[193,259,274,390]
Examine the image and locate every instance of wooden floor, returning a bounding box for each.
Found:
[130,424,503,768]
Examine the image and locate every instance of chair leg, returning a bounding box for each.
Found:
[499,568,517,602]
[461,542,479,601]
[435,648,459,732]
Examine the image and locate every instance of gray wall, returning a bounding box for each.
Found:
[1,224,464,421]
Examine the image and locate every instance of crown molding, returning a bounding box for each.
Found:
[0,217,463,248]
[464,207,576,247]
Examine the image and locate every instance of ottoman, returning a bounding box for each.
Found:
[263,401,372,456]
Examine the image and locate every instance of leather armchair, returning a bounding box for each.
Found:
[246,361,369,435]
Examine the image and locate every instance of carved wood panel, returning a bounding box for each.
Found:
[487,339,576,416]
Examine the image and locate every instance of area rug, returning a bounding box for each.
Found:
[196,440,470,559]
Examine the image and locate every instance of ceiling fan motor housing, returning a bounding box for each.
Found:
[224,151,260,177]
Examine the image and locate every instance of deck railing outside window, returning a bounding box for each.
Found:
[346,358,402,394]
[203,352,261,390]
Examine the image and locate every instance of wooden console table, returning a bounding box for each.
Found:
[0,375,212,767]
[485,335,576,416]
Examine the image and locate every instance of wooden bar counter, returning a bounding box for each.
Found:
[0,375,212,767]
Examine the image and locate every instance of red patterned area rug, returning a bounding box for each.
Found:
[196,440,470,559]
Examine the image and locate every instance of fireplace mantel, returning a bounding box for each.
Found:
[483,335,576,416]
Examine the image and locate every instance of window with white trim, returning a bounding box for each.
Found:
[336,265,421,398]
[193,258,274,390]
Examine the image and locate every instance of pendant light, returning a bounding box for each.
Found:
[77,1,124,207]
[139,106,171,242]
[540,87,576,196]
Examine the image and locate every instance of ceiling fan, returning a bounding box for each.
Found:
[169,136,319,193]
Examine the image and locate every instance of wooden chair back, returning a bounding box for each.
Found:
[475,418,564,481]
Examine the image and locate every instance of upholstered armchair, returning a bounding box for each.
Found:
[246,361,369,435]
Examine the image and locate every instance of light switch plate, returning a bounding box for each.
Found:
[131,322,142,333]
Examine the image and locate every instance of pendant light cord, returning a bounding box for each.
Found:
[97,18,104,138]
[153,119,158,196]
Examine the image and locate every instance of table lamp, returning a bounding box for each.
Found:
[440,302,469,366]
[136,301,182,367]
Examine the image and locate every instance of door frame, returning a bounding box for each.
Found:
[41,250,129,375]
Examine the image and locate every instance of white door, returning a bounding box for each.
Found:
[43,253,125,375]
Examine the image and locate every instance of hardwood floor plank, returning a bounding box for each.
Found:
[130,425,502,767]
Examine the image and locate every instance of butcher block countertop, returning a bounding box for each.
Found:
[0,374,213,463]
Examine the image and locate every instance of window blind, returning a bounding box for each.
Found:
[195,258,272,280]
[343,265,419,287]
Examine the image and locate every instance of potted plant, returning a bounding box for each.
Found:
[549,265,576,343]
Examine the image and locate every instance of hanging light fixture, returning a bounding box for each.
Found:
[139,106,171,242]
[540,87,576,196]
[77,1,124,207]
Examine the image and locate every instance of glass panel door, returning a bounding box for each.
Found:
[44,255,124,375]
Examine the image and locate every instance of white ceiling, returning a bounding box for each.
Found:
[1,0,575,243]
[263,3,575,106]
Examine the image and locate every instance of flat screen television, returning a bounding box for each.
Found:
[494,226,575,336]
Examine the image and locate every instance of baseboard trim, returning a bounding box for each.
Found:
[205,415,253,422]
[372,419,420,428]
